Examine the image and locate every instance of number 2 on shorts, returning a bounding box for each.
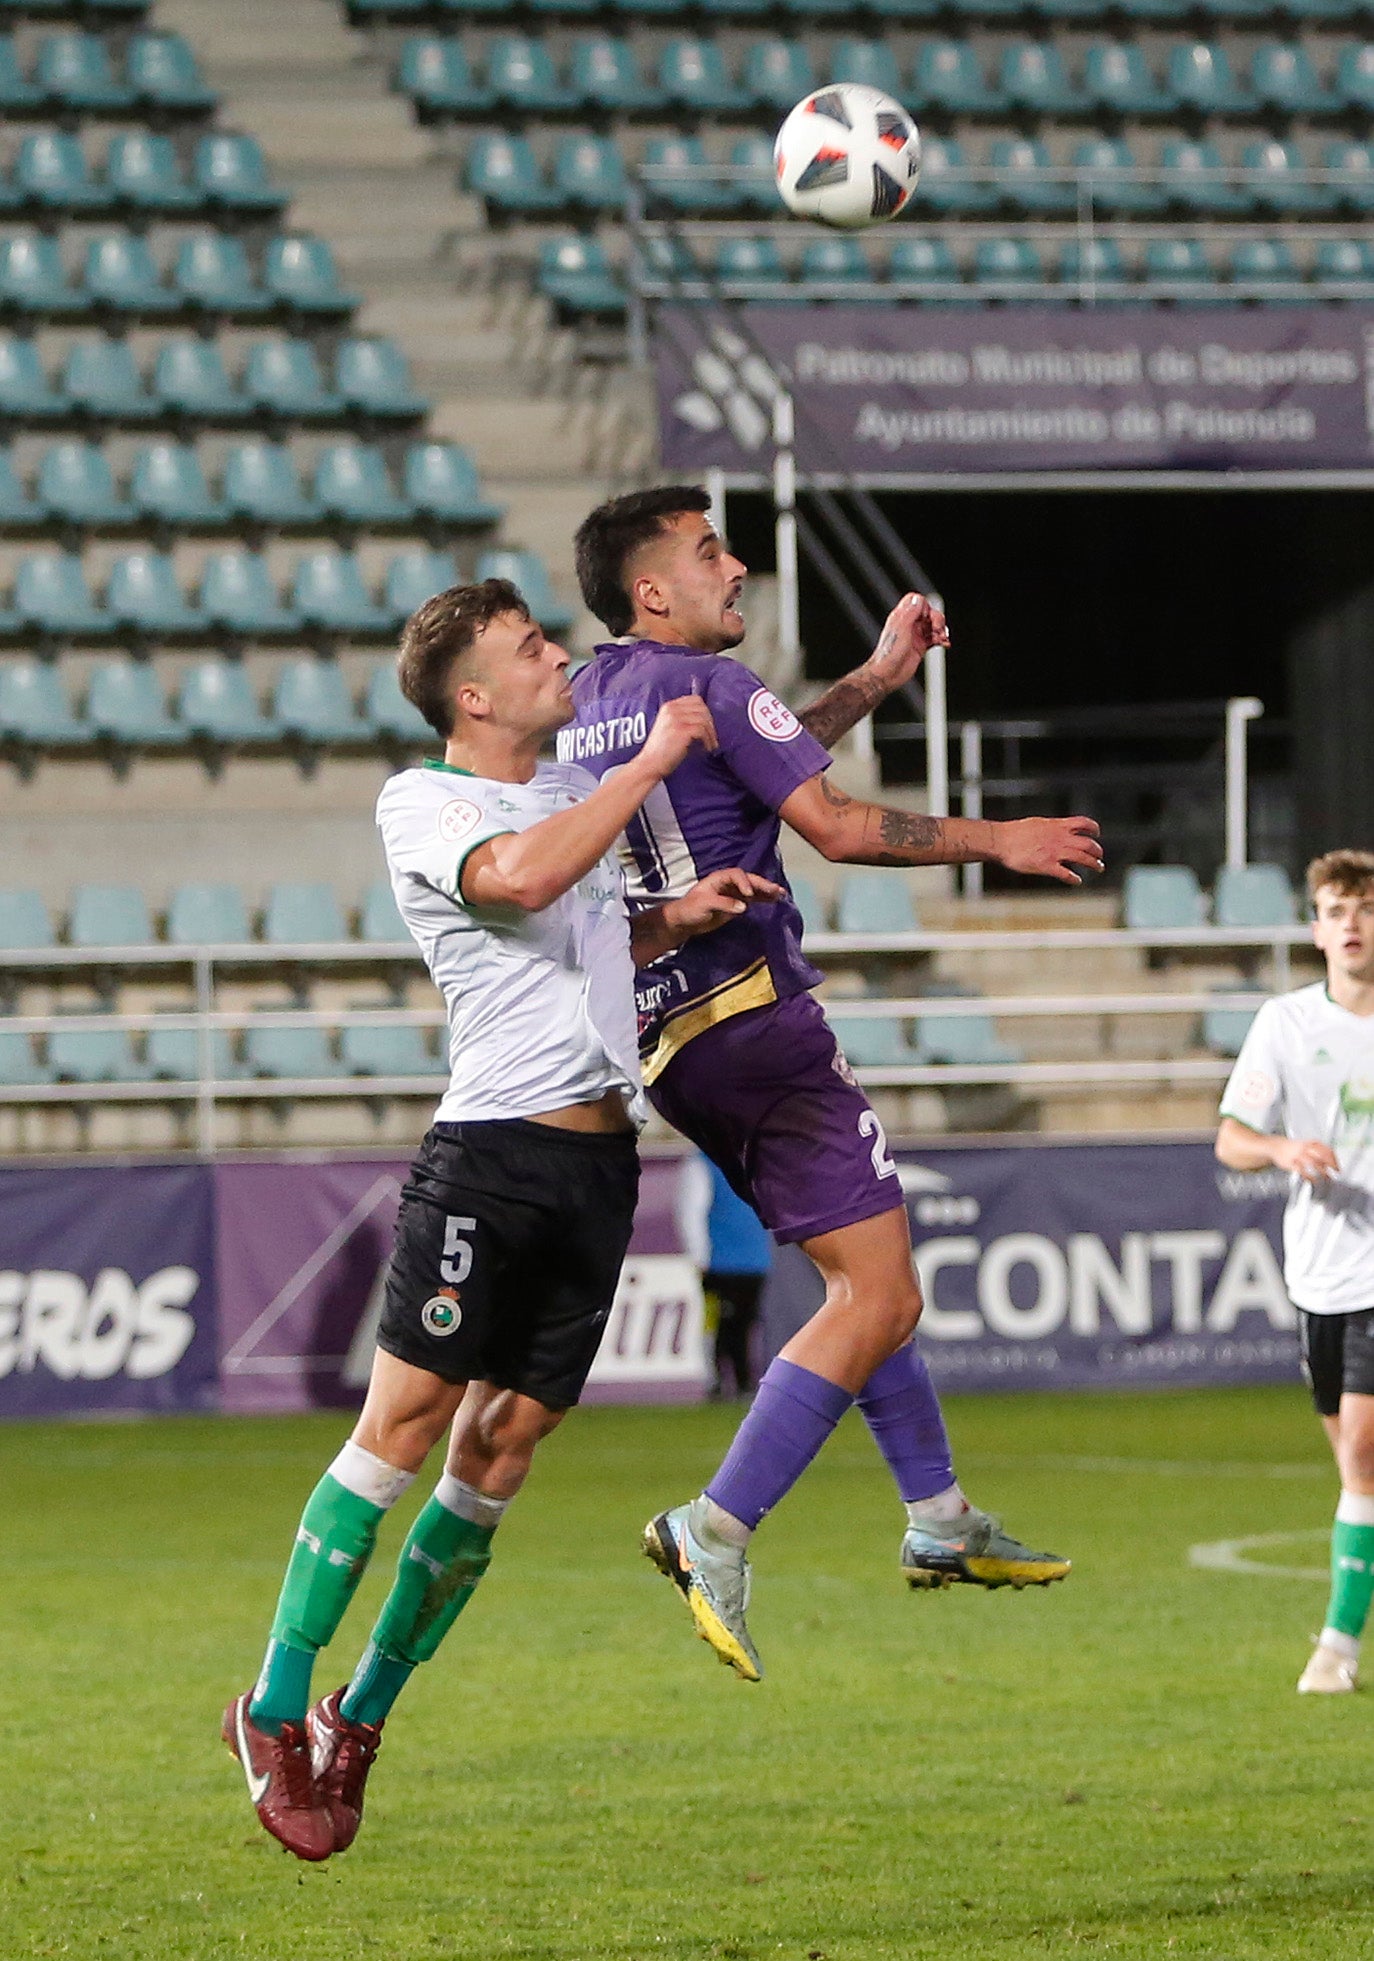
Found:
[440,1215,477,1286]
[858,1109,898,1181]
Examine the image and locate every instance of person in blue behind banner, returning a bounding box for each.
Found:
[679,1152,773,1398]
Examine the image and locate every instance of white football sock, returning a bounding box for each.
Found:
[906,1481,970,1526]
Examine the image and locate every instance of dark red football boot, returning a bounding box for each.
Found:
[222,1692,334,1862]
[305,1689,383,1853]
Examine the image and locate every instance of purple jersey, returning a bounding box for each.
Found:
[562,639,829,1081]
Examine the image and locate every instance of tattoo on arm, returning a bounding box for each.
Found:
[867,808,944,865]
[818,773,852,810]
[798,673,882,751]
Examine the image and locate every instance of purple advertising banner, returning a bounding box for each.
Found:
[0,1162,216,1418]
[656,305,1374,476]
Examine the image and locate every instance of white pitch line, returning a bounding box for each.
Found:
[962,1452,1328,1481]
[1189,1529,1328,1580]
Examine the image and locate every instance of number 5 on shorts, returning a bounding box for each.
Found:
[858,1109,898,1181]
[441,1216,476,1286]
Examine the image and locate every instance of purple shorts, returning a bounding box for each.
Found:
[649,991,905,1245]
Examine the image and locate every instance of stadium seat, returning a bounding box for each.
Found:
[991,137,1076,216]
[69,882,153,946]
[36,31,135,111]
[15,551,111,636]
[1337,45,1374,114]
[398,37,495,117]
[537,235,626,320]
[339,1022,435,1077]
[365,656,433,742]
[0,890,55,950]
[888,235,967,298]
[0,657,90,742]
[334,339,428,421]
[106,132,199,212]
[465,134,564,217]
[145,1023,233,1081]
[1122,864,1206,929]
[0,335,63,420]
[1000,42,1089,117]
[1072,137,1166,217]
[658,38,750,113]
[641,135,739,215]
[0,36,44,112]
[174,232,269,316]
[193,134,287,214]
[126,29,216,112]
[836,871,918,934]
[570,35,663,113]
[786,874,827,935]
[728,133,778,216]
[743,39,816,112]
[1286,0,1358,18]
[1315,236,1374,287]
[166,881,251,944]
[130,441,226,528]
[1325,140,1374,215]
[403,443,503,528]
[1161,140,1251,217]
[916,1005,1021,1068]
[359,878,408,943]
[1144,237,1215,295]
[48,1027,143,1083]
[1230,237,1306,295]
[1252,41,1339,116]
[1168,43,1255,117]
[973,237,1045,291]
[221,439,321,526]
[633,233,702,292]
[1083,42,1176,117]
[383,546,460,622]
[551,134,629,214]
[85,654,182,741]
[177,656,278,742]
[243,339,344,422]
[826,1012,918,1070]
[830,40,904,97]
[715,234,789,293]
[60,336,158,422]
[0,234,84,316]
[913,42,1005,117]
[476,548,573,632]
[37,440,132,526]
[314,443,412,526]
[84,231,171,315]
[265,235,358,319]
[800,236,875,290]
[291,550,393,637]
[104,550,206,638]
[913,136,998,217]
[241,1023,339,1080]
[0,1031,49,1086]
[1243,139,1334,217]
[1213,863,1298,927]
[486,33,578,112]
[864,0,942,20]
[16,131,111,212]
[262,880,349,943]
[0,449,39,528]
[197,548,299,637]
[153,337,247,422]
[1059,236,1129,297]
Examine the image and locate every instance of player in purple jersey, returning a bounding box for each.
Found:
[568,485,1104,1681]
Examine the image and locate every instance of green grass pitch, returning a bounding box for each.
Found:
[4,1386,1373,1961]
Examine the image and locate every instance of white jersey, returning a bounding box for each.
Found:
[376,758,645,1127]
[1220,981,1374,1313]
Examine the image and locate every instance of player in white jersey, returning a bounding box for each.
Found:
[223,577,779,1858]
[1216,849,1374,1695]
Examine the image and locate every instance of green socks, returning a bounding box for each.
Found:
[1323,1492,1374,1645]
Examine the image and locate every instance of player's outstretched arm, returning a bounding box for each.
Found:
[779,774,1104,886]
[461,698,718,913]
[630,869,783,968]
[1215,1117,1338,1183]
[798,592,949,751]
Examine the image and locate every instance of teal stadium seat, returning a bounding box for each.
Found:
[84,231,172,315]
[193,134,287,214]
[0,36,44,111]
[1203,989,1263,1059]
[1253,41,1338,116]
[166,881,251,944]
[1338,45,1374,115]
[154,337,246,422]
[126,30,216,113]
[826,1012,919,1070]
[244,339,344,422]
[570,36,663,113]
[106,132,199,213]
[642,135,739,215]
[476,549,573,632]
[538,235,627,321]
[403,443,503,528]
[0,890,55,949]
[1116,0,1191,25]
[85,654,182,741]
[1000,42,1089,117]
[359,878,408,942]
[0,1031,49,1086]
[1168,43,1256,116]
[658,38,751,114]
[0,449,39,527]
[36,31,135,111]
[383,546,460,621]
[15,551,112,635]
[145,1023,233,1080]
[105,550,206,637]
[1288,0,1357,18]
[0,658,90,742]
[265,235,358,319]
[1084,42,1176,117]
[49,1027,143,1083]
[222,439,321,526]
[0,336,63,420]
[973,236,1046,291]
[366,656,434,741]
[0,235,84,315]
[1244,139,1333,217]
[466,134,564,217]
[916,1003,1021,1068]
[197,548,299,637]
[715,234,789,294]
[174,232,269,316]
[914,137,998,217]
[835,871,918,935]
[16,131,111,213]
[241,1024,338,1080]
[1315,236,1374,287]
[744,39,816,113]
[1213,863,1298,927]
[1122,864,1206,929]
[1162,139,1252,217]
[865,0,941,19]
[340,1022,436,1078]
[177,657,279,741]
[991,137,1076,216]
[486,34,578,113]
[334,339,428,421]
[728,134,777,217]
[315,443,412,526]
[37,440,132,525]
[551,134,629,214]
[1059,236,1130,296]
[786,874,827,935]
[262,881,348,944]
[1230,238,1307,296]
[396,39,495,118]
[800,235,875,291]
[69,882,153,945]
[1073,138,1166,218]
[290,550,393,637]
[1326,140,1374,215]
[61,336,158,421]
[888,235,967,299]
[130,441,226,528]
[830,40,904,96]
[1144,237,1215,295]
[913,42,1005,117]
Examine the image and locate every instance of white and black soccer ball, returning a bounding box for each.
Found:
[774,84,921,231]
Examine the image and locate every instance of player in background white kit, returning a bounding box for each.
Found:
[1216,849,1374,1695]
[223,578,781,1859]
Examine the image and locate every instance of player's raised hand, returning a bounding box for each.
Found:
[674,868,784,938]
[865,592,950,694]
[996,816,1105,885]
[639,695,719,779]
[1275,1137,1340,1185]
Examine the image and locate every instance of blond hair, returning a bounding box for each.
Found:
[1306,848,1374,908]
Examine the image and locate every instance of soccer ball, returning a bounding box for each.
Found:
[773,84,921,231]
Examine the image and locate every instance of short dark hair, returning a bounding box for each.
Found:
[1307,848,1374,907]
[574,484,711,636]
[396,578,530,738]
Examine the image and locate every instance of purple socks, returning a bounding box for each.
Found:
[855,1345,955,1503]
[706,1357,853,1531]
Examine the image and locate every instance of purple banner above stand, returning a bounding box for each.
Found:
[655,306,1374,476]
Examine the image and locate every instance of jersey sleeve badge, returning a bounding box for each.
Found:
[746,688,802,743]
[437,798,484,844]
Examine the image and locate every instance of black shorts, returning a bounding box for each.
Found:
[1297,1307,1374,1417]
[377,1120,639,1409]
